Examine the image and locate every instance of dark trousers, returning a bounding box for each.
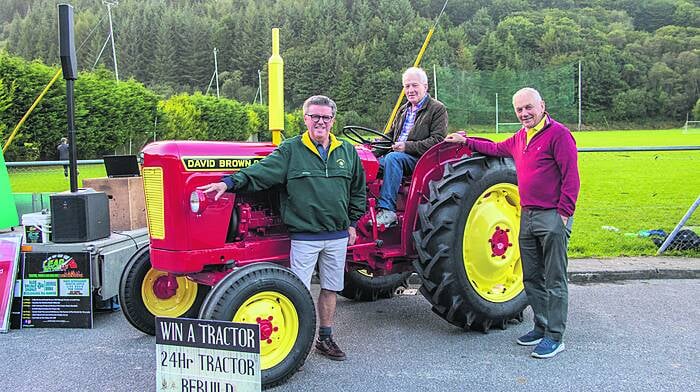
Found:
[519,208,572,341]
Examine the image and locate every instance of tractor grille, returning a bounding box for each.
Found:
[142,167,165,239]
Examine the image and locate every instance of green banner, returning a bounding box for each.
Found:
[0,153,19,229]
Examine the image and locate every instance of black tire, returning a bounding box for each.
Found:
[199,263,316,389]
[339,270,412,301]
[119,246,209,335]
[413,155,527,332]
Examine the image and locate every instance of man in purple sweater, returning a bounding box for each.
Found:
[445,87,580,359]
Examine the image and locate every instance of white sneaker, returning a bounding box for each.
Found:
[375,210,397,227]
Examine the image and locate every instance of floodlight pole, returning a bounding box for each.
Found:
[104,0,119,81]
[214,48,220,99]
[495,93,499,133]
[433,64,438,100]
[258,69,263,104]
[578,60,581,131]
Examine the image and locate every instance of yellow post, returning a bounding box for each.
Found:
[382,28,435,134]
[3,68,62,153]
[381,0,448,134]
[268,28,284,146]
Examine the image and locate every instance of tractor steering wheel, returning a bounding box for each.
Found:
[342,126,393,151]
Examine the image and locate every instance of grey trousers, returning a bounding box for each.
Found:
[519,208,573,341]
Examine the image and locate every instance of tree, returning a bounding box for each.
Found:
[467,8,493,45]
[0,78,16,138]
[158,93,207,141]
[673,1,700,28]
[612,88,649,120]
[220,71,256,103]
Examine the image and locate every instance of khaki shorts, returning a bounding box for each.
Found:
[290,238,348,291]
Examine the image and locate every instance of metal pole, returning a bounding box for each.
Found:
[92,34,112,70]
[656,195,700,255]
[578,60,581,131]
[105,1,119,81]
[66,79,78,192]
[433,64,438,100]
[205,72,215,95]
[258,69,263,104]
[495,93,499,133]
[214,48,220,99]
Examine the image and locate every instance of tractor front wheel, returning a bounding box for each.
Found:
[413,156,527,332]
[198,263,316,389]
[119,246,209,335]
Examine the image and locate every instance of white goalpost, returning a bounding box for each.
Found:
[683,119,700,134]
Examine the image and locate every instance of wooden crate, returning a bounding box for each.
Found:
[82,177,147,231]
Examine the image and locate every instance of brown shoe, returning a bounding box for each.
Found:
[315,336,346,361]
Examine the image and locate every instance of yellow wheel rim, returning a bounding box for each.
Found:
[233,291,299,370]
[357,269,373,277]
[142,269,198,316]
[462,183,523,302]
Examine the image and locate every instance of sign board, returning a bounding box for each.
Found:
[156,317,261,392]
[21,252,93,328]
[10,269,22,329]
[0,233,22,332]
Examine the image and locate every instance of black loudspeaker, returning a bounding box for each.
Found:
[58,4,78,80]
[51,190,111,243]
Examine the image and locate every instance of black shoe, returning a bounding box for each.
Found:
[315,336,346,361]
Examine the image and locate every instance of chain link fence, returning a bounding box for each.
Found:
[435,63,577,130]
[571,149,700,258]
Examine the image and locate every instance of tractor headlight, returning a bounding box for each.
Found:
[190,190,206,213]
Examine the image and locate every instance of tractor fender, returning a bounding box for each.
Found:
[399,141,482,255]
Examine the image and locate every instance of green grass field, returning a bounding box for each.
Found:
[9,165,107,193]
[7,129,700,258]
[470,128,700,258]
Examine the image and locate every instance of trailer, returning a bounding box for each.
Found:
[23,228,148,303]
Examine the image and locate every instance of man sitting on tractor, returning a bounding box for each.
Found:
[374,67,448,227]
[198,95,366,362]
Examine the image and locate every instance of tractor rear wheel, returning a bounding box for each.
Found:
[119,246,209,335]
[413,156,527,332]
[198,263,316,389]
[340,269,412,301]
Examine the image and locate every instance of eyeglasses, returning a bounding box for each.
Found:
[305,114,334,123]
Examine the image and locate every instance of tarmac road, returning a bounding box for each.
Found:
[1,279,698,392]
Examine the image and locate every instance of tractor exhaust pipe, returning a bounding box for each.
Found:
[268,28,284,146]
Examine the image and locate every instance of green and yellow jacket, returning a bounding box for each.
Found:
[223,131,366,237]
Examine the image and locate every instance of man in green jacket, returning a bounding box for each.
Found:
[198,95,366,361]
[375,67,448,227]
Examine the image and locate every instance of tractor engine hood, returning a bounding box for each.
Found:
[140,140,277,253]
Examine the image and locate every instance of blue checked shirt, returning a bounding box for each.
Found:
[397,95,428,142]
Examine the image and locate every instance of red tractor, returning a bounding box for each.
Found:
[119,126,525,387]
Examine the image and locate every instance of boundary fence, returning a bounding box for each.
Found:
[577,146,700,255]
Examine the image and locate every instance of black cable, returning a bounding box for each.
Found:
[111,230,141,250]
